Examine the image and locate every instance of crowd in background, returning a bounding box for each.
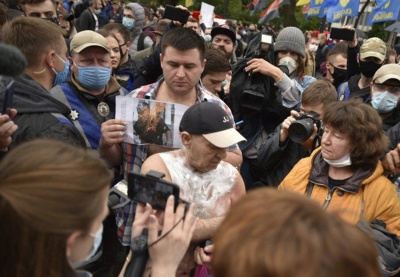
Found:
[0,0,400,276]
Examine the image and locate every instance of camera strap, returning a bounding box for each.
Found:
[312,135,321,152]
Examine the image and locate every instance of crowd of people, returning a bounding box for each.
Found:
[0,0,400,276]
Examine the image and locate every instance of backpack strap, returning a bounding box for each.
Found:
[137,32,147,52]
[322,44,329,55]
[51,84,101,149]
[338,82,349,101]
[51,112,74,126]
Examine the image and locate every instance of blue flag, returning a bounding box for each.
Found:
[307,0,324,18]
[326,0,360,23]
[307,0,337,19]
[367,0,400,25]
[320,0,338,17]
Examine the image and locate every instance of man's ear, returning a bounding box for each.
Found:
[181,131,192,147]
[46,50,57,69]
[200,58,206,74]
[68,56,74,71]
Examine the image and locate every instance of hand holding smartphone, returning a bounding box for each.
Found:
[163,5,190,24]
[128,171,189,212]
[330,27,355,42]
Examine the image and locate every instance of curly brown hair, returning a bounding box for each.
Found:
[323,99,389,170]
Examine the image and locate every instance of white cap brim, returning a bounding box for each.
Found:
[203,128,246,148]
[374,73,400,84]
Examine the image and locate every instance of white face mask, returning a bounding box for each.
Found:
[323,153,351,167]
[309,44,318,53]
[278,56,298,75]
[70,224,103,269]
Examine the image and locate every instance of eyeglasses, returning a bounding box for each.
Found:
[373,82,400,95]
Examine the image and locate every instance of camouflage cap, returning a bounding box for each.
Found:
[360,37,386,61]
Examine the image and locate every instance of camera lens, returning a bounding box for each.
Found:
[278,65,289,76]
[288,118,315,143]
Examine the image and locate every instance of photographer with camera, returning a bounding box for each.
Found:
[279,99,400,234]
[257,79,337,186]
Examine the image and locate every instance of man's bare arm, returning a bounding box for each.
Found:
[224,149,243,169]
[191,217,224,242]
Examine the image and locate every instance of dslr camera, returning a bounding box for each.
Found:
[288,111,321,143]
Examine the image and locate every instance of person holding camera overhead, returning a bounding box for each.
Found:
[256,79,337,187]
[279,100,400,237]
[244,26,316,110]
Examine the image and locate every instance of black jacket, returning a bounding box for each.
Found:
[315,43,329,73]
[76,9,96,32]
[346,74,371,102]
[257,123,310,186]
[0,74,85,150]
[346,43,360,81]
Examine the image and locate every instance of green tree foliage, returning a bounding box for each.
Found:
[166,0,320,32]
[368,22,387,41]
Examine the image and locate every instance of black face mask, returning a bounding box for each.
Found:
[329,64,347,85]
[42,16,60,25]
[359,60,383,78]
[119,42,129,61]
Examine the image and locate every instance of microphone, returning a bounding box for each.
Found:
[124,229,149,277]
[0,43,27,77]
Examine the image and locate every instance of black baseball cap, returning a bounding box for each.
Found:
[211,24,236,44]
[179,102,245,148]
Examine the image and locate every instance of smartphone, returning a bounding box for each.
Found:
[1,80,15,116]
[329,27,355,41]
[261,34,273,44]
[127,171,182,211]
[163,5,190,24]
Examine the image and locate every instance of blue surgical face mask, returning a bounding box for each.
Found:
[122,17,135,30]
[371,91,399,113]
[75,64,111,90]
[52,54,70,86]
[71,224,103,269]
